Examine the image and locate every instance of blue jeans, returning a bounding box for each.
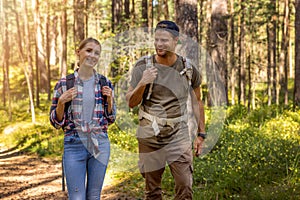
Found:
[63,132,110,200]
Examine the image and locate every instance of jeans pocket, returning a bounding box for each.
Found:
[64,135,79,144]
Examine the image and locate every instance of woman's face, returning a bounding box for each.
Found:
[76,42,101,68]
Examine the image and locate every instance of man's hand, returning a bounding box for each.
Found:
[194,136,205,157]
[126,66,157,108]
[140,67,157,86]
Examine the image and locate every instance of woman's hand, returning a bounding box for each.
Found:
[56,87,77,122]
[102,86,112,98]
[58,87,77,105]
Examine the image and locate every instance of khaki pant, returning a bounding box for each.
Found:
[138,141,193,200]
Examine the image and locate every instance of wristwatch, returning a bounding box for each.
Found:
[197,132,207,140]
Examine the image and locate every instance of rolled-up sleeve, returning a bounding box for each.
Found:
[106,103,116,125]
[104,82,117,125]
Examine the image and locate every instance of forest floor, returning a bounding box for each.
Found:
[0,143,138,200]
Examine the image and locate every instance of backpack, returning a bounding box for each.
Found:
[64,73,108,113]
[144,55,193,100]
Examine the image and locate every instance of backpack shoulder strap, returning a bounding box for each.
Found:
[98,75,109,104]
[99,75,108,87]
[180,57,193,86]
[64,73,75,113]
[66,73,75,90]
[144,55,154,100]
[145,55,153,69]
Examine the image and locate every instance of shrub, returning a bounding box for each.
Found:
[192,106,300,199]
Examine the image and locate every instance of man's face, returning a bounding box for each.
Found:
[154,29,178,57]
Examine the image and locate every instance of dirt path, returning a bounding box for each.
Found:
[0,145,138,200]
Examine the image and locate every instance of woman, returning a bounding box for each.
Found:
[50,37,116,200]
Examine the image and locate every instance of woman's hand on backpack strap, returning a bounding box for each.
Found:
[102,86,112,98]
[59,87,77,104]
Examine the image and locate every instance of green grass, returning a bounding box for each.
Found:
[192,105,300,200]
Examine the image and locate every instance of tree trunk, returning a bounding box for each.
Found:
[112,0,123,33]
[2,0,12,120]
[50,16,58,67]
[267,24,272,106]
[1,0,6,106]
[156,0,161,22]
[60,0,68,77]
[20,0,36,123]
[199,0,204,45]
[124,0,130,26]
[294,0,300,107]
[131,0,136,25]
[175,0,198,63]
[84,0,88,38]
[279,0,290,105]
[267,23,277,105]
[289,35,293,78]
[197,0,205,97]
[238,0,246,105]
[46,0,51,100]
[273,0,278,105]
[175,0,198,41]
[141,0,148,28]
[74,0,85,45]
[284,0,290,105]
[276,0,281,105]
[163,0,169,19]
[269,0,279,104]
[247,54,251,111]
[148,0,153,28]
[34,0,47,107]
[83,0,94,38]
[248,0,255,110]
[207,0,229,105]
[229,0,235,105]
[111,0,123,78]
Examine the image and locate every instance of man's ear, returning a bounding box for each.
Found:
[175,37,180,45]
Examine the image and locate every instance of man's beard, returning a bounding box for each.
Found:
[156,48,170,57]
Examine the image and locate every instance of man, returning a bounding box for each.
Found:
[126,20,206,200]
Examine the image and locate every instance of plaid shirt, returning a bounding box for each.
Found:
[50,70,116,136]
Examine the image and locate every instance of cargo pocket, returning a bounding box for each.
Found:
[189,164,194,186]
[138,159,146,178]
